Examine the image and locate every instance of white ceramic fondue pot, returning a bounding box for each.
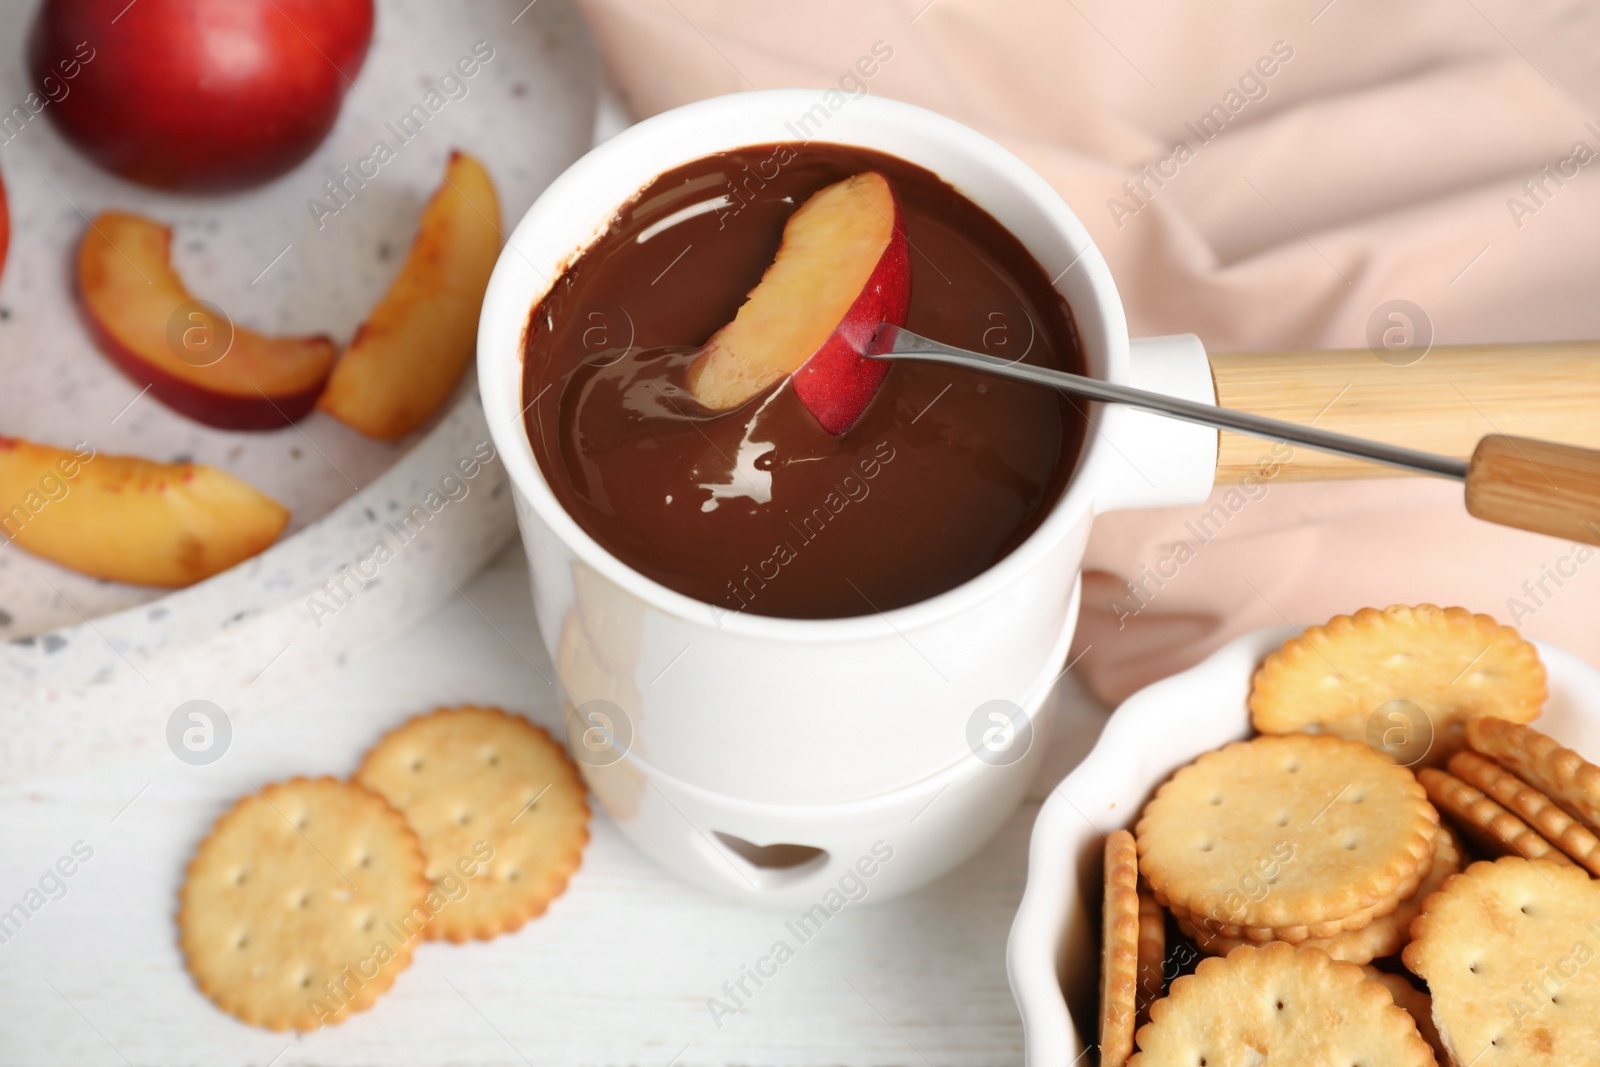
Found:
[477,88,1217,907]
[479,89,1600,906]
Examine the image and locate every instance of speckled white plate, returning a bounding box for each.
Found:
[0,0,598,781]
[1006,623,1600,1065]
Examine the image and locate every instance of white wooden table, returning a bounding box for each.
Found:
[0,544,1109,1066]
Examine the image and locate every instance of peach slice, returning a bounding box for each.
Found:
[0,437,288,587]
[77,211,337,430]
[685,171,910,434]
[317,151,502,439]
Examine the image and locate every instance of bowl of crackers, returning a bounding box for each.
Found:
[1008,603,1600,1066]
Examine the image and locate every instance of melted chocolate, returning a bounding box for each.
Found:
[522,143,1086,619]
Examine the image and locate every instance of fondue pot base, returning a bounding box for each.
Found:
[566,581,1083,908]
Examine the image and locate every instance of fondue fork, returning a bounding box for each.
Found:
[868,325,1600,546]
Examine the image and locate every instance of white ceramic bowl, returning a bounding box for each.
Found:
[1006,624,1600,1064]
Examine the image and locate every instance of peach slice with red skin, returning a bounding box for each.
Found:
[0,436,288,587]
[77,211,338,430]
[685,171,910,434]
[317,151,502,439]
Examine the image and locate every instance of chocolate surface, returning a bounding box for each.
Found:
[523,143,1086,619]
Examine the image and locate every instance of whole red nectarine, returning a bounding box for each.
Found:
[28,0,374,191]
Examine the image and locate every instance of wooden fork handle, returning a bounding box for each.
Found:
[1466,435,1600,545]
[1210,341,1600,482]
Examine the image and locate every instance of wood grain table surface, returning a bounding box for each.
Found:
[0,545,1109,1067]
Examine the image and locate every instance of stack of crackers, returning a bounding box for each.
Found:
[1097,603,1600,1066]
[177,706,590,1032]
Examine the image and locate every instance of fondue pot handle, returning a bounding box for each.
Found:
[1209,342,1600,483]
[1465,436,1600,546]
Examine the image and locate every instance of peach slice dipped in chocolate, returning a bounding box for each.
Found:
[0,436,289,586]
[77,211,337,430]
[685,171,910,434]
[318,151,502,439]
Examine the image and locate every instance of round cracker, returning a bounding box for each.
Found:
[1250,604,1545,765]
[178,777,428,1032]
[1127,942,1436,1066]
[1419,767,1576,867]
[1100,830,1141,1067]
[356,706,590,942]
[1468,716,1600,834]
[1136,735,1438,931]
[1163,860,1429,945]
[1404,857,1600,1066]
[1363,967,1447,1064]
[1134,885,1165,1024]
[1450,750,1600,874]
[1178,826,1461,965]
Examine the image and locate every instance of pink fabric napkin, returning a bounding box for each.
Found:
[574,0,1600,703]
